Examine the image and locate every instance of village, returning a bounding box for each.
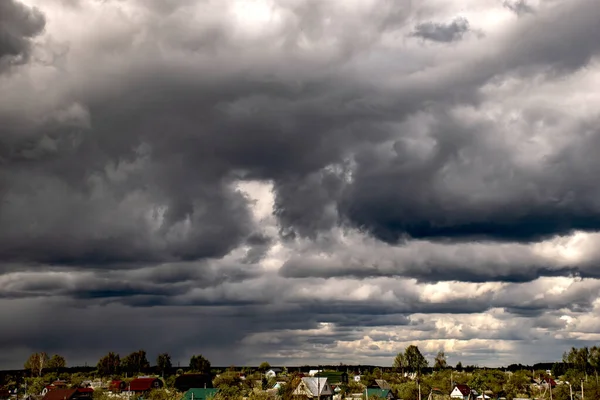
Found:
[0,345,598,400]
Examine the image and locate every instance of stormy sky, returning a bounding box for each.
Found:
[1,0,600,370]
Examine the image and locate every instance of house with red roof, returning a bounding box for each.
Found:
[450,384,474,400]
[41,388,93,400]
[125,377,163,393]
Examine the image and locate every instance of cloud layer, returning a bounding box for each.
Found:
[1,0,600,369]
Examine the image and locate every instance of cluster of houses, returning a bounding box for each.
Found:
[447,375,559,400]
[0,370,565,400]
[10,372,395,400]
[288,371,395,400]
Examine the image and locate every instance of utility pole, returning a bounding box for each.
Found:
[567,382,573,400]
[581,379,584,400]
[317,366,321,400]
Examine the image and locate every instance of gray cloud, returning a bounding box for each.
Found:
[1,0,600,369]
[411,17,470,43]
[0,0,45,70]
[503,0,535,16]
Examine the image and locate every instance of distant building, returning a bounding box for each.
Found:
[373,380,391,390]
[292,377,334,400]
[41,388,93,400]
[108,380,126,393]
[42,381,69,396]
[265,368,283,379]
[126,377,163,393]
[366,388,396,400]
[181,388,220,400]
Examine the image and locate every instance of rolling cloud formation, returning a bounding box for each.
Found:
[1,0,600,369]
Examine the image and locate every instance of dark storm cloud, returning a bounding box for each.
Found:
[411,17,470,43]
[273,169,345,239]
[0,0,45,70]
[338,111,600,244]
[270,0,600,245]
[2,0,600,369]
[0,260,265,305]
[2,0,599,267]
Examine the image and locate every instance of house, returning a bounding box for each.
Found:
[308,370,323,377]
[428,388,446,400]
[174,374,213,392]
[366,388,395,400]
[373,380,391,390]
[109,380,126,393]
[292,377,334,400]
[42,381,69,395]
[543,377,557,388]
[181,388,220,400]
[450,384,472,400]
[126,377,163,393]
[41,388,93,400]
[265,368,283,379]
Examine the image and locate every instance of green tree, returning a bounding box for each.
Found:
[25,377,46,395]
[258,362,271,372]
[468,373,486,397]
[563,346,590,372]
[551,383,572,400]
[24,352,49,377]
[404,345,428,374]
[189,354,211,374]
[146,389,179,400]
[47,354,66,370]
[213,370,243,398]
[277,373,301,400]
[92,389,111,400]
[157,353,172,376]
[434,351,447,370]
[456,362,463,372]
[97,352,121,376]
[393,352,406,374]
[504,370,530,399]
[393,382,420,400]
[590,346,600,375]
[122,350,150,375]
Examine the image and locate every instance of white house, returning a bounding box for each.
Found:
[450,384,472,400]
[265,368,282,379]
[292,377,333,400]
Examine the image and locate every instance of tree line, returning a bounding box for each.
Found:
[23,351,212,377]
[15,344,600,400]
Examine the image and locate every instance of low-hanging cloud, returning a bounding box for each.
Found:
[411,17,471,43]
